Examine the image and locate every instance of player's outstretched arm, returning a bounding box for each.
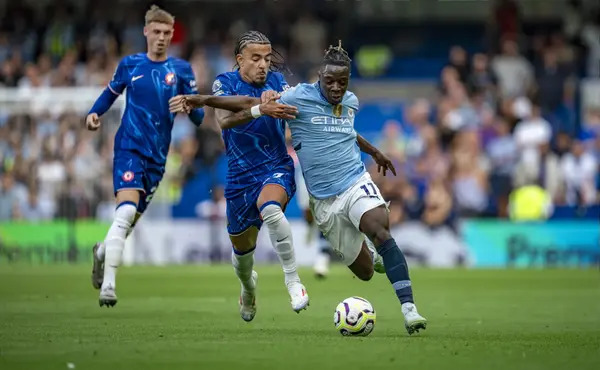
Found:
[86,87,120,131]
[356,134,397,176]
[169,94,297,129]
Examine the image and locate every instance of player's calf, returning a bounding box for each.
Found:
[348,243,374,281]
[360,207,427,334]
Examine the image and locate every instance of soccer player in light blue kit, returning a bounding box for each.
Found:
[171,42,428,335]
[86,5,205,307]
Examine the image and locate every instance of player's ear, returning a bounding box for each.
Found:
[236,54,244,68]
[143,26,148,37]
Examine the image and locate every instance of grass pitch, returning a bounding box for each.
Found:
[0,265,599,370]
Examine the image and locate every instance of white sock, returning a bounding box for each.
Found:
[96,211,140,261]
[96,242,105,260]
[102,202,137,289]
[232,248,255,291]
[260,203,300,286]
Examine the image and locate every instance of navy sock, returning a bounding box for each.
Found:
[377,238,414,304]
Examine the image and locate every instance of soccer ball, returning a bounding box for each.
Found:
[333,297,376,336]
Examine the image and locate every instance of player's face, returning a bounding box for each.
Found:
[319,65,349,105]
[144,22,174,56]
[238,43,272,85]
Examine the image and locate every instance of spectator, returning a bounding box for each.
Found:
[513,142,565,204]
[21,186,52,221]
[581,11,600,77]
[467,53,498,104]
[513,104,552,155]
[0,171,28,220]
[376,120,406,164]
[422,179,454,228]
[492,38,534,98]
[486,118,517,217]
[449,130,490,217]
[561,138,598,206]
[448,46,469,83]
[535,48,574,116]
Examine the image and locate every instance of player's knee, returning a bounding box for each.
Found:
[259,202,285,226]
[110,202,137,239]
[373,228,392,247]
[229,227,259,251]
[356,267,374,281]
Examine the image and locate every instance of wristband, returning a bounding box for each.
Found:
[251,105,263,118]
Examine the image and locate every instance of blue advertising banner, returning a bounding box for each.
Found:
[462,221,600,268]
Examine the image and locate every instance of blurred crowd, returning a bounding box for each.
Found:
[1,0,600,223]
[371,37,600,226]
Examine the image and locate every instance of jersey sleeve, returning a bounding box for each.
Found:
[278,84,301,106]
[346,92,359,111]
[180,62,198,95]
[277,73,291,93]
[108,58,128,95]
[212,74,233,96]
[180,62,204,126]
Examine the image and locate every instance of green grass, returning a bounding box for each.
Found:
[0,265,599,370]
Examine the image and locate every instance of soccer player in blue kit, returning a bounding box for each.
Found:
[170,42,428,334]
[85,7,294,308]
[171,31,309,321]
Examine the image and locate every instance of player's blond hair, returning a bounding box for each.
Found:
[145,5,175,26]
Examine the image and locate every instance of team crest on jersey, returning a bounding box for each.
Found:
[212,80,223,95]
[333,104,343,117]
[348,108,354,118]
[122,171,134,182]
[165,72,176,85]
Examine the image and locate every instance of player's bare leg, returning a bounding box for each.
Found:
[347,243,374,281]
[360,205,427,335]
[257,185,309,313]
[96,189,139,307]
[230,227,259,322]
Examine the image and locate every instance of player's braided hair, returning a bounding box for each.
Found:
[233,30,290,74]
[322,40,352,68]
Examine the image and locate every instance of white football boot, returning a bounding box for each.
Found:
[239,271,258,322]
[402,302,427,335]
[99,283,117,307]
[287,281,309,313]
[91,242,104,289]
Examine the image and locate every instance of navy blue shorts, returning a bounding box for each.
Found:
[226,168,296,235]
[113,150,164,214]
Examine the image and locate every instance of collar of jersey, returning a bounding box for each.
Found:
[314,82,333,106]
[144,53,170,64]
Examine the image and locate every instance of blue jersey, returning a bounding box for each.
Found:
[279,83,365,199]
[213,71,293,198]
[108,53,204,165]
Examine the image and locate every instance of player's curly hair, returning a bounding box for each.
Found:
[323,40,352,68]
[233,30,290,74]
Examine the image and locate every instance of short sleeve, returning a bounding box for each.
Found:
[278,84,301,106]
[212,75,233,97]
[108,59,128,95]
[180,63,198,95]
[346,92,359,111]
[278,73,290,93]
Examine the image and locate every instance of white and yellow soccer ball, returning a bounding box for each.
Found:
[333,297,376,336]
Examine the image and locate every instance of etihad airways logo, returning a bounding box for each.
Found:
[310,116,353,125]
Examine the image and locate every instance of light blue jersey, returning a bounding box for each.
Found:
[279,83,365,199]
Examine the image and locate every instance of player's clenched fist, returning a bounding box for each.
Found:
[86,113,101,131]
[260,90,281,103]
[169,95,193,114]
[259,100,298,120]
